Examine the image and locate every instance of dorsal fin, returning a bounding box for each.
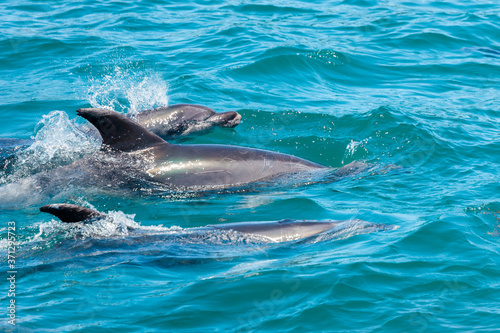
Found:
[77,108,168,152]
[40,204,104,223]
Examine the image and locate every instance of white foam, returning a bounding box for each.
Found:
[86,66,169,115]
[0,111,100,184]
[126,74,169,115]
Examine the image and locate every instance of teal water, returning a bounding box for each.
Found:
[1,0,500,331]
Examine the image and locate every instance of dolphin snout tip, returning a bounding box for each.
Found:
[76,108,93,119]
[76,108,114,119]
[223,111,242,128]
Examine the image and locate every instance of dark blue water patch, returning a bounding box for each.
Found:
[381,31,469,50]
[226,47,350,80]
[6,4,55,13]
[217,47,364,107]
[463,46,500,59]
[0,37,102,68]
[223,3,319,15]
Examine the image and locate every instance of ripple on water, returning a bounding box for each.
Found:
[1,0,499,331]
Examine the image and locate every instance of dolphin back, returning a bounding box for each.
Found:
[212,219,398,242]
[212,219,343,242]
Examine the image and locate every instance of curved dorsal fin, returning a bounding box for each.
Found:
[77,108,168,152]
[40,204,104,223]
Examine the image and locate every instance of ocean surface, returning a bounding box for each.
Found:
[1,0,499,331]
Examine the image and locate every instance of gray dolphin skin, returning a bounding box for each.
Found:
[77,108,327,189]
[210,220,349,242]
[135,104,242,137]
[40,203,397,242]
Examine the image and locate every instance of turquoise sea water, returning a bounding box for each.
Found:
[1,0,499,331]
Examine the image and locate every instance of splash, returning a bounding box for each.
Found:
[31,211,139,242]
[86,66,169,115]
[0,111,103,208]
[342,138,369,164]
[0,111,100,184]
[29,202,178,245]
[125,75,169,115]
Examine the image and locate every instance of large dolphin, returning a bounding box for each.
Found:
[40,203,397,242]
[76,108,363,190]
[135,104,241,137]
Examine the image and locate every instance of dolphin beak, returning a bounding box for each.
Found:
[220,112,242,128]
[206,111,242,128]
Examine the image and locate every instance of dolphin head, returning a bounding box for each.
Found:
[206,111,242,128]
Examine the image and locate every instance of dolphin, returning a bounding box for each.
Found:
[0,104,241,153]
[135,104,242,137]
[76,108,350,190]
[40,203,397,242]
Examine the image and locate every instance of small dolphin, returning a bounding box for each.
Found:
[77,108,346,190]
[135,104,242,137]
[40,203,397,242]
[0,104,241,151]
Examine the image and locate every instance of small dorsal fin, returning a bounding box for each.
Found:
[77,108,168,152]
[40,204,104,223]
